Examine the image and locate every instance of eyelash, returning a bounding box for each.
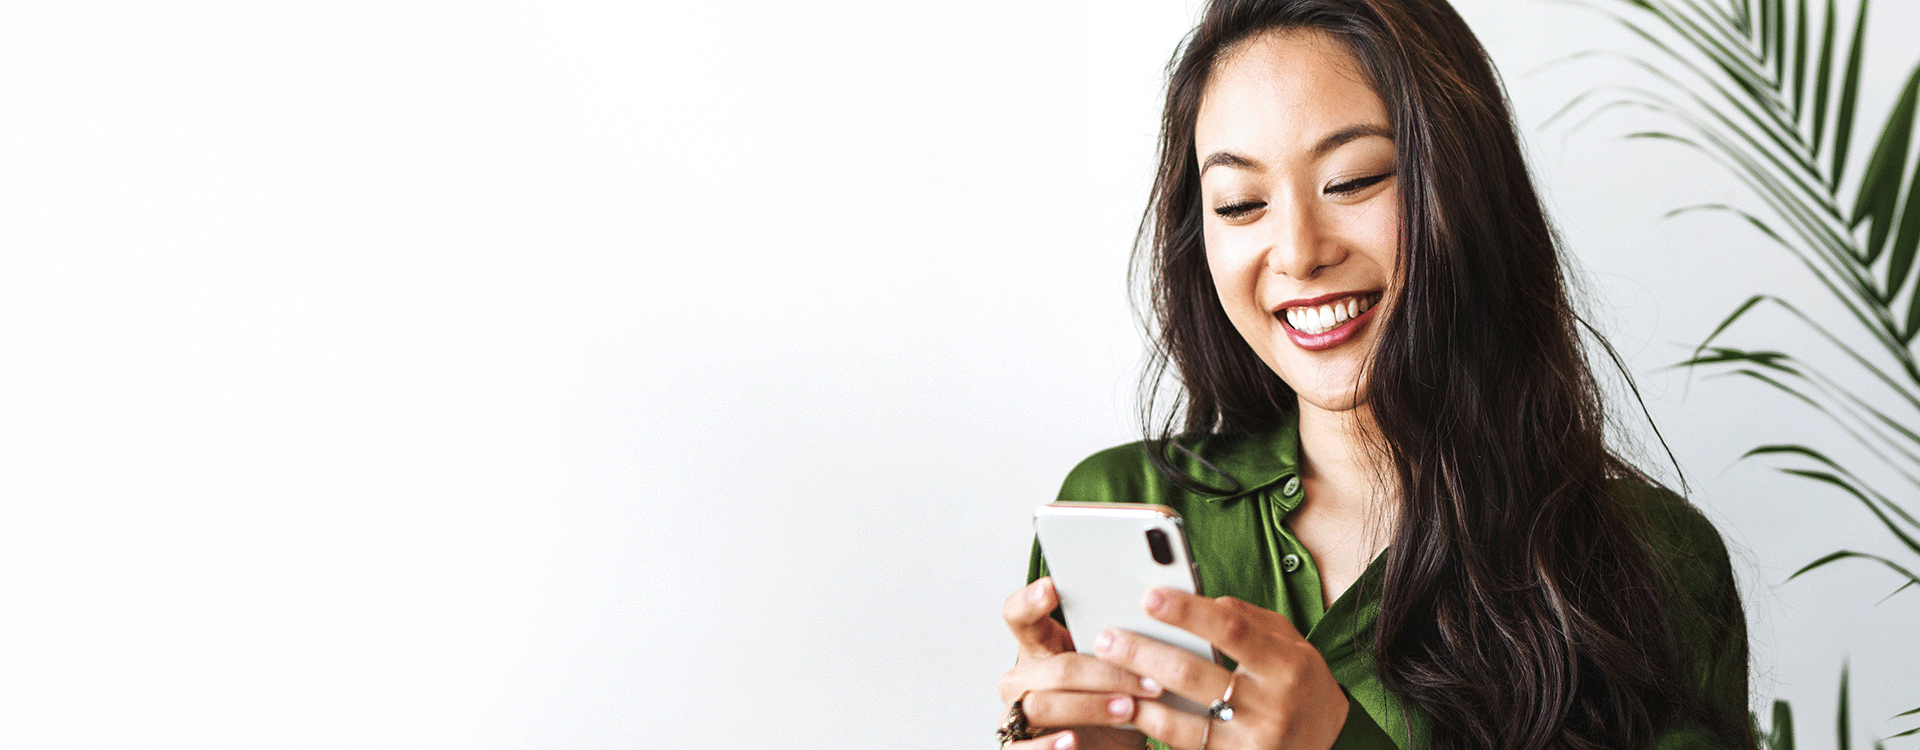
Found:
[1215,201,1264,219]
[1211,172,1394,219]
[1327,172,1393,196]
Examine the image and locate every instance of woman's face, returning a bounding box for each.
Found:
[1196,29,1399,415]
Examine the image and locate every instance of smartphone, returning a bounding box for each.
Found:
[1033,502,1214,715]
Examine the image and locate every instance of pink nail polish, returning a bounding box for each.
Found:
[1140,677,1161,695]
[1109,696,1132,718]
[1054,732,1076,750]
[1094,630,1113,652]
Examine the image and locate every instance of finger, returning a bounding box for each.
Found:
[1006,730,1079,750]
[1004,578,1074,660]
[1021,691,1139,729]
[1002,652,1164,703]
[1131,698,1210,750]
[1144,589,1299,660]
[1092,628,1228,709]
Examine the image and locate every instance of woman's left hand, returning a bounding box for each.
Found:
[1093,588,1349,750]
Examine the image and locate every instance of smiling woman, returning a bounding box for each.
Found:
[995,2,1755,750]
[1196,29,1398,414]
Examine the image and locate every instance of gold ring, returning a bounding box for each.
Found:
[1208,670,1239,722]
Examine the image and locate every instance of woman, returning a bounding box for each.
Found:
[996,1,1753,749]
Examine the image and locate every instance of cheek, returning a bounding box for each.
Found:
[1203,233,1265,316]
[1354,195,1402,270]
[1203,236,1278,358]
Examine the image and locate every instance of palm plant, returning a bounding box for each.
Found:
[1546,0,1920,744]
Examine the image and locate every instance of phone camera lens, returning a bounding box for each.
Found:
[1145,528,1175,565]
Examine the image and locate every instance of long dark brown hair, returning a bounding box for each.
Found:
[1134,1,1751,749]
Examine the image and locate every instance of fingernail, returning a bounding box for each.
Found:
[1028,583,1045,604]
[1094,630,1114,653]
[1108,696,1133,718]
[1140,676,1162,696]
[1053,732,1076,750]
[1143,588,1167,613]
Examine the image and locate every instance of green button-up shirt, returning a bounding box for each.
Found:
[1028,416,1749,750]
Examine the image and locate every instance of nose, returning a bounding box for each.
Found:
[1263,196,1347,280]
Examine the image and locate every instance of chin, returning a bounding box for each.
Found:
[1296,391,1368,414]
[1269,359,1371,414]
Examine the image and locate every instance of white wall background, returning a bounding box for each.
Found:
[1,1,1915,748]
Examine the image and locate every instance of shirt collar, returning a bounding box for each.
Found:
[1166,411,1302,509]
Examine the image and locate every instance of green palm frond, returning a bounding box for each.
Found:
[1565,0,1920,584]
[1566,0,1920,744]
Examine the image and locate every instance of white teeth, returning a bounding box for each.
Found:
[1283,294,1378,336]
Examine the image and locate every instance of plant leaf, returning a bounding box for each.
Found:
[1736,296,1920,416]
[1774,468,1920,555]
[1850,63,1920,269]
[1896,706,1920,719]
[1773,0,1788,85]
[1810,0,1839,152]
[1773,0,1787,86]
[1737,359,1920,495]
[1838,660,1850,750]
[1687,295,1920,421]
[1682,347,1800,370]
[1896,157,1920,337]
[1564,5,1810,165]
[1704,295,1774,356]
[1830,0,1872,189]
[1618,4,1786,130]
[1620,110,1880,306]
[1787,550,1920,586]
[1792,0,1809,114]
[1754,0,1780,81]
[1660,204,1894,353]
[1770,699,1796,750]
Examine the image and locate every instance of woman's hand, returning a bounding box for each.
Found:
[1095,588,1349,750]
[999,578,1164,750]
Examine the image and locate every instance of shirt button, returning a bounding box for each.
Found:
[1282,476,1301,497]
[1282,554,1301,573]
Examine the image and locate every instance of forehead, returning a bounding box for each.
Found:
[1195,30,1389,160]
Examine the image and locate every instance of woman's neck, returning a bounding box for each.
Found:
[1294,400,1397,546]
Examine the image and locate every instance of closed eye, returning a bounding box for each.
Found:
[1214,201,1266,220]
[1326,172,1392,196]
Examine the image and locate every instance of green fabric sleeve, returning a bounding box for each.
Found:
[1626,481,1756,750]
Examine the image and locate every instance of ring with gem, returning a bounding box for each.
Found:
[997,691,1040,748]
[1209,670,1240,722]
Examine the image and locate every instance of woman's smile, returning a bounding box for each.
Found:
[1276,291,1383,350]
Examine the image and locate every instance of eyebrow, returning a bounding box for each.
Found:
[1199,123,1394,176]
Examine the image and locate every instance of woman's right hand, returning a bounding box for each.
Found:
[998,577,1164,750]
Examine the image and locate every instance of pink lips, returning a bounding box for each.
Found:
[1276,294,1380,352]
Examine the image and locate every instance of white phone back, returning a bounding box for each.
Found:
[1033,503,1214,714]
